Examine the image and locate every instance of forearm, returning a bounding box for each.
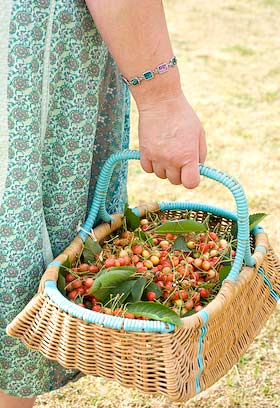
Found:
[85,0,182,105]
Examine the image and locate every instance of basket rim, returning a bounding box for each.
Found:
[40,202,269,333]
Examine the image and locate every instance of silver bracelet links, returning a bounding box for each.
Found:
[120,56,177,86]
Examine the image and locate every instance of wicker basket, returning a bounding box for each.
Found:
[6,150,280,402]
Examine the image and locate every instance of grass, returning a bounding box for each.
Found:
[223,44,256,56]
[35,0,279,406]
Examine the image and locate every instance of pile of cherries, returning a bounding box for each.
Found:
[63,216,235,318]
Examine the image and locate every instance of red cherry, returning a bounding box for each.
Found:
[124,312,135,319]
[68,290,78,300]
[199,243,209,254]
[88,265,99,273]
[72,279,82,289]
[147,291,157,301]
[209,232,218,241]
[165,281,173,290]
[105,258,115,268]
[84,277,94,288]
[66,273,75,283]
[199,288,209,298]
[132,245,143,255]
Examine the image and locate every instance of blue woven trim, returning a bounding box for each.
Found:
[252,225,264,235]
[44,280,175,333]
[132,207,140,217]
[159,201,237,220]
[195,310,209,393]
[258,267,280,302]
[48,261,61,268]
[255,245,267,255]
[80,150,140,240]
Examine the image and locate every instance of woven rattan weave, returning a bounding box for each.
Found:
[6,150,280,402]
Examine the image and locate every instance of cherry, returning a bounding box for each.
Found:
[84,277,94,288]
[89,265,99,273]
[66,273,76,283]
[147,291,157,301]
[132,245,143,255]
[79,263,90,272]
[72,279,82,289]
[105,258,116,268]
[199,288,209,298]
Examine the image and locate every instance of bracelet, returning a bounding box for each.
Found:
[120,56,177,86]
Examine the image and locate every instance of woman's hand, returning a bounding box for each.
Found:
[137,93,207,189]
[86,1,207,188]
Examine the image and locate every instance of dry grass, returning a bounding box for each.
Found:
[35,0,279,406]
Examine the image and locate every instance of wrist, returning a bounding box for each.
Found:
[131,68,183,109]
[120,55,183,108]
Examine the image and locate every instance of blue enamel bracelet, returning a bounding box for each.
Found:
[120,56,177,86]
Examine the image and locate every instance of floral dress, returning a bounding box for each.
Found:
[0,0,130,397]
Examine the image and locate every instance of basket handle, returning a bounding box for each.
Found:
[79,149,255,281]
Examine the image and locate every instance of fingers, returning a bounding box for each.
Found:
[140,155,153,173]
[141,160,200,189]
[153,162,182,185]
[180,127,206,187]
[152,162,167,179]
[165,168,181,185]
[141,156,181,185]
[140,129,206,189]
[199,128,207,164]
[141,157,201,189]
[181,164,200,189]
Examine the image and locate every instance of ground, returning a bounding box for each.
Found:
[35,1,279,406]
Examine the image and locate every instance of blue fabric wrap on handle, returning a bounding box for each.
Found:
[79,149,255,280]
[43,149,260,332]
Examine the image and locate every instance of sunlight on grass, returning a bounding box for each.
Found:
[223,44,256,56]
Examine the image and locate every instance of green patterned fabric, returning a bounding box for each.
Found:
[0,0,130,397]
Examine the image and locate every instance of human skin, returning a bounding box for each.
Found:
[0,392,35,408]
[86,0,207,188]
[0,2,207,406]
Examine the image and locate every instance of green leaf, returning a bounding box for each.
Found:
[181,309,196,317]
[89,268,136,302]
[93,269,135,291]
[59,257,71,277]
[74,295,83,305]
[124,203,140,231]
[95,265,137,279]
[198,281,219,290]
[106,280,136,307]
[57,257,71,295]
[154,219,206,235]
[93,266,137,282]
[231,213,268,239]
[127,302,183,327]
[126,276,147,303]
[219,265,232,282]
[173,235,189,251]
[249,213,268,231]
[83,238,102,263]
[143,282,162,299]
[91,268,142,306]
[57,273,66,296]
[103,266,137,272]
